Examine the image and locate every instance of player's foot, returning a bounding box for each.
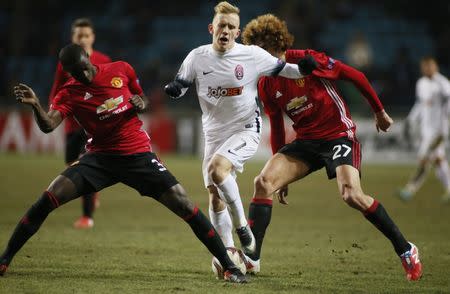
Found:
[223,266,248,283]
[397,188,414,202]
[400,242,422,281]
[243,254,260,274]
[0,264,8,276]
[236,224,256,256]
[73,216,94,229]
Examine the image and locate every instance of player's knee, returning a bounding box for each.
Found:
[164,185,195,217]
[208,165,229,185]
[175,192,195,216]
[254,174,274,196]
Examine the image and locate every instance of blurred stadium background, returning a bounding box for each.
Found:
[1,1,450,293]
[0,0,449,161]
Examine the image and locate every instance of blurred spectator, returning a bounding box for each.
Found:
[345,31,373,71]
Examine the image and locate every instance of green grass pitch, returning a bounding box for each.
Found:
[0,153,449,293]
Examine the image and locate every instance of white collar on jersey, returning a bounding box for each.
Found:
[211,43,238,56]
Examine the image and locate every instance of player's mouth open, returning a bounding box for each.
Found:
[219,37,228,44]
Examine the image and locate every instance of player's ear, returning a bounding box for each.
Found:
[208,23,214,35]
[235,29,241,39]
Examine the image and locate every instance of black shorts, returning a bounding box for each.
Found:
[62,152,179,199]
[65,129,88,164]
[278,136,361,179]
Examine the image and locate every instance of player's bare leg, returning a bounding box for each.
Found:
[399,136,443,201]
[0,175,86,276]
[432,157,450,203]
[336,164,422,280]
[208,154,254,255]
[157,183,246,283]
[208,186,235,247]
[399,158,429,201]
[246,153,310,271]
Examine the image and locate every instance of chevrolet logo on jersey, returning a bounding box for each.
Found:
[96,96,124,114]
[286,96,308,111]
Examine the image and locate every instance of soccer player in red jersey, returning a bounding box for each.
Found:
[49,18,111,229]
[1,44,246,283]
[241,14,422,281]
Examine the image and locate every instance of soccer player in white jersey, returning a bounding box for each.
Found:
[399,56,450,202]
[164,1,316,270]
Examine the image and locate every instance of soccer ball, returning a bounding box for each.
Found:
[211,247,247,279]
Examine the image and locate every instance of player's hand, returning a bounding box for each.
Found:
[14,83,39,106]
[375,110,393,132]
[129,95,146,111]
[276,185,289,205]
[298,55,318,76]
[164,81,183,98]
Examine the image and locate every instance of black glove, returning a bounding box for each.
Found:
[298,54,318,75]
[164,80,183,98]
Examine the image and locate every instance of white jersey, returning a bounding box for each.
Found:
[174,43,301,140]
[408,73,450,138]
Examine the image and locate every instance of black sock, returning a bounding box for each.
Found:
[364,200,411,256]
[0,191,59,265]
[184,206,235,270]
[248,198,273,260]
[82,193,96,218]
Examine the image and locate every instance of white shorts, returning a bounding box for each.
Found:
[202,131,260,187]
[417,133,446,160]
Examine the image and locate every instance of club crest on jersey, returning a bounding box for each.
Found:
[295,78,305,88]
[96,96,124,114]
[286,96,308,111]
[207,86,243,99]
[235,64,244,80]
[111,77,123,88]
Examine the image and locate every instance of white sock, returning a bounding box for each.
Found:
[209,207,234,247]
[435,160,450,191]
[216,174,248,229]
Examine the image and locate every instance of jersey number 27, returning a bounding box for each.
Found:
[332,144,351,160]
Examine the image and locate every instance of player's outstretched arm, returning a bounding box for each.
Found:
[337,63,393,132]
[14,83,62,133]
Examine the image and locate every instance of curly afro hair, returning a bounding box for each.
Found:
[242,14,294,53]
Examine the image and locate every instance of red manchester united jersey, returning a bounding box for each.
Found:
[259,49,384,153]
[50,61,150,155]
[49,50,111,134]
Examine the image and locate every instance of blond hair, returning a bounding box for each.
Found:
[242,14,294,53]
[214,1,240,16]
